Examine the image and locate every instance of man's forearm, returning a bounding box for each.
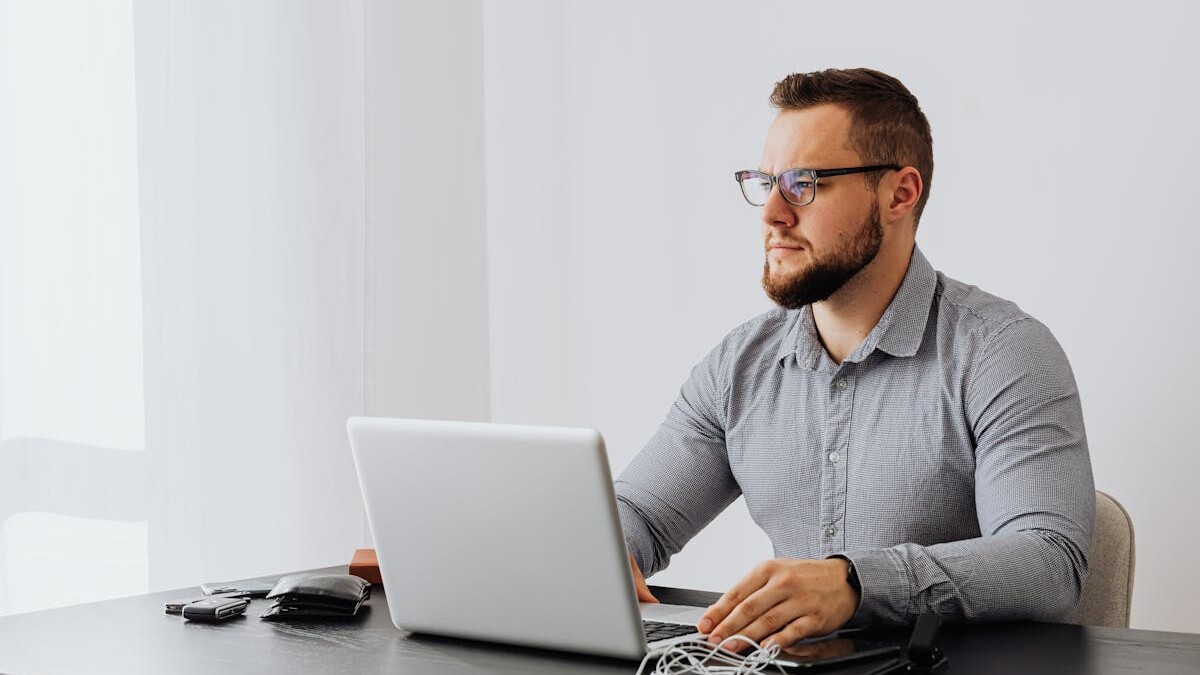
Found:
[843,528,1089,625]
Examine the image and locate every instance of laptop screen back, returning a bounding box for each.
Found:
[347,417,648,659]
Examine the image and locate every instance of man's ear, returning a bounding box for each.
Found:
[885,167,922,222]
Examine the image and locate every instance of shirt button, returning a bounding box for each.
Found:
[825,525,838,537]
[834,378,847,390]
[828,451,841,464]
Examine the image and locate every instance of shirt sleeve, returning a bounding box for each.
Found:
[841,317,1095,625]
[615,336,743,577]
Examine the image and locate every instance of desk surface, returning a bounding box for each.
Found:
[1,568,1198,675]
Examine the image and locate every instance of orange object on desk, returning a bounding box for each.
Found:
[349,548,382,585]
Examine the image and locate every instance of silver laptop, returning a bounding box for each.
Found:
[347,416,706,660]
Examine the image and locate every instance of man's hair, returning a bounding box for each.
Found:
[770,68,933,226]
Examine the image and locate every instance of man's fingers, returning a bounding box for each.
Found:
[705,584,789,647]
[698,563,772,634]
[729,599,805,647]
[763,614,821,651]
[721,609,817,653]
[701,557,857,652]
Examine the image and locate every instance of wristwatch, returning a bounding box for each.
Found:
[844,558,862,594]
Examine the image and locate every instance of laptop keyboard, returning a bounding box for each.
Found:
[643,620,698,643]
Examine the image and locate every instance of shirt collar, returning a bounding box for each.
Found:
[870,245,937,359]
[776,305,824,370]
[776,245,937,369]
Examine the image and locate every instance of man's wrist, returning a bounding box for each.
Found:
[829,555,862,599]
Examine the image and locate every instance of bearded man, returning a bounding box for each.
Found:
[615,68,1094,650]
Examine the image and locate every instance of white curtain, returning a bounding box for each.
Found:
[1,0,148,614]
[2,0,493,615]
[0,0,369,613]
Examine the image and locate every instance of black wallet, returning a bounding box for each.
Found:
[259,573,371,620]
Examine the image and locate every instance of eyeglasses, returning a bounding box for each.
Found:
[734,164,901,207]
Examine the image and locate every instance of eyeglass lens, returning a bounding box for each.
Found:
[738,170,815,206]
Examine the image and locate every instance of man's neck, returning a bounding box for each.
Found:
[812,244,914,365]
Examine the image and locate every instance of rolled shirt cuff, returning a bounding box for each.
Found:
[831,548,913,626]
[616,497,659,577]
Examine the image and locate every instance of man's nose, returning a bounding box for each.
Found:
[761,184,797,230]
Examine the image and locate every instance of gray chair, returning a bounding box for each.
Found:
[1071,490,1135,627]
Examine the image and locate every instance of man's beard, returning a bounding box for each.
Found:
[762,202,883,310]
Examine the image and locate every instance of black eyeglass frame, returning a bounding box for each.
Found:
[734,164,902,207]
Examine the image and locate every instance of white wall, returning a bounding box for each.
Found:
[483,0,571,424]
[484,1,1200,633]
[364,0,491,423]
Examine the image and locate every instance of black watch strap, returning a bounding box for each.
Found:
[844,558,862,594]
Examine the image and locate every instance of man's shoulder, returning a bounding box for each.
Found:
[722,306,794,348]
[934,271,1037,339]
[699,307,794,368]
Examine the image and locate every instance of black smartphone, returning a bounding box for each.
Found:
[181,597,250,622]
[773,635,900,671]
[165,591,248,614]
[199,579,277,598]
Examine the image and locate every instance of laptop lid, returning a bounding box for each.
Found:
[347,417,651,660]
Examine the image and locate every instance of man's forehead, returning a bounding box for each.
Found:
[761,105,859,170]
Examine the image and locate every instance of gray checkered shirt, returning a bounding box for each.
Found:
[615,246,1095,625]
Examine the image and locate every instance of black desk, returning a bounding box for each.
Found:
[1,568,1198,675]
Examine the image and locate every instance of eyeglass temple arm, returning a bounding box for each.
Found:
[812,164,902,179]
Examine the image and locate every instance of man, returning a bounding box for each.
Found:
[615,68,1094,651]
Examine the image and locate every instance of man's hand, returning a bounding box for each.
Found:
[629,552,659,603]
[697,558,858,651]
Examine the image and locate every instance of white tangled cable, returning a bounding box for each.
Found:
[635,635,787,675]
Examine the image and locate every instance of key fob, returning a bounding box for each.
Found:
[182,596,249,622]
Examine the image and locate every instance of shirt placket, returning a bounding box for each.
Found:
[820,365,854,556]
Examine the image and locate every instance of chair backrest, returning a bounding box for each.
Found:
[1071,490,1135,627]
